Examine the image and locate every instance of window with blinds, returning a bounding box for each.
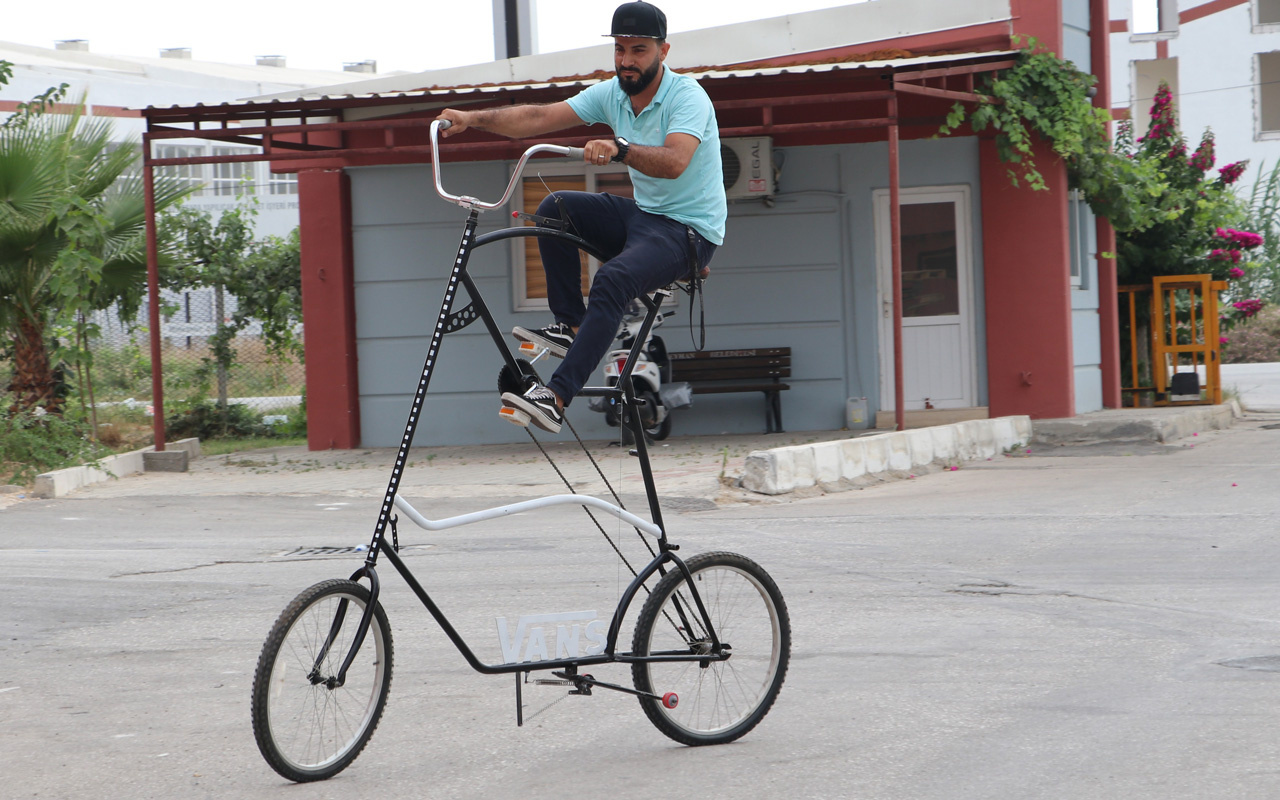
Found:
[513,165,633,310]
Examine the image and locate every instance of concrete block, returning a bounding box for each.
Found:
[886,434,912,472]
[861,435,890,474]
[968,419,997,458]
[929,424,956,462]
[144,449,189,472]
[33,437,202,498]
[906,429,934,467]
[839,439,867,480]
[742,451,777,495]
[790,446,818,489]
[813,443,843,484]
[991,416,1018,451]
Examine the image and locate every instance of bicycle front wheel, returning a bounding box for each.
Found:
[631,552,790,745]
[251,579,393,782]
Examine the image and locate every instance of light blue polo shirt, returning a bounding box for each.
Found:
[567,66,726,245]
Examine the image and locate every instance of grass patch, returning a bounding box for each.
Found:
[200,436,308,457]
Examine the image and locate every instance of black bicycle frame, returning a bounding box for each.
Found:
[318,211,725,686]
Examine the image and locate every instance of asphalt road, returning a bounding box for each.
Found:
[1223,362,1280,411]
[5,413,1280,799]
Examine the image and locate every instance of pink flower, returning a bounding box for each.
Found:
[1220,336,1229,345]
[1233,298,1265,317]
[1219,161,1247,184]
[1228,267,1245,278]
[1215,228,1264,249]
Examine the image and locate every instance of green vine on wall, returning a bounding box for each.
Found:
[939,36,1166,233]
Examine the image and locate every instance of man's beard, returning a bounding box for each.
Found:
[618,58,661,96]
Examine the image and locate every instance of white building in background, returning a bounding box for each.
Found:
[1110,0,1280,192]
[0,40,390,348]
[0,38,386,237]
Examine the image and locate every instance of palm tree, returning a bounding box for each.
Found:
[0,102,190,413]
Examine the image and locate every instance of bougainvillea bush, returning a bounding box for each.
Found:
[1114,84,1258,286]
[1221,306,1280,363]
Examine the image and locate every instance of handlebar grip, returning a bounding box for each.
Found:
[437,119,453,130]
[566,147,585,161]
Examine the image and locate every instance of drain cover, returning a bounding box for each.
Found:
[1217,655,1280,672]
[274,544,432,558]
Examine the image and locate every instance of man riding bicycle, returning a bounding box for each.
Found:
[437,0,726,433]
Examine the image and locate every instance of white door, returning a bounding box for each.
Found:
[874,186,977,411]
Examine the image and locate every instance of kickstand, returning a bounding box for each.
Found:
[516,672,523,727]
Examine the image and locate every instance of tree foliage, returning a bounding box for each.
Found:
[0,61,190,413]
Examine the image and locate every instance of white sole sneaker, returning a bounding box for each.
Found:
[512,326,572,359]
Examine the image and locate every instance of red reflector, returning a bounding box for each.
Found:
[615,359,627,372]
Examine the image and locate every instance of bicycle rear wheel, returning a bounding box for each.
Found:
[631,551,790,745]
[251,579,393,782]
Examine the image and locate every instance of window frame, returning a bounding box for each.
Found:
[1130,0,1180,39]
[1256,0,1280,31]
[510,161,633,312]
[210,145,256,197]
[1068,189,1094,290]
[155,143,208,195]
[1257,51,1280,139]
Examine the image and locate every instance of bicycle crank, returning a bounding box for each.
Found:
[551,670,678,708]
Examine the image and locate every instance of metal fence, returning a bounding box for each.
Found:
[95,287,304,418]
[1,288,304,432]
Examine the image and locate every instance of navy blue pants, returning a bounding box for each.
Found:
[536,191,716,405]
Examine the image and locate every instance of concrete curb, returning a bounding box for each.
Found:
[741,416,1033,496]
[1030,402,1239,446]
[33,438,202,499]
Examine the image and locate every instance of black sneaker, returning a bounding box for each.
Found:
[501,385,564,433]
[512,323,575,358]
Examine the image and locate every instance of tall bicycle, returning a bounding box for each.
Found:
[250,120,791,782]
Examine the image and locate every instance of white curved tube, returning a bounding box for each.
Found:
[393,493,663,538]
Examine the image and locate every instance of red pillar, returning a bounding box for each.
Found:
[980,139,1076,420]
[298,168,361,449]
[977,0,1074,420]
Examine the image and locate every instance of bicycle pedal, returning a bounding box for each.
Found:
[533,678,573,686]
[499,407,531,427]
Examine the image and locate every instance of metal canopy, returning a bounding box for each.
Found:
[140,50,1016,448]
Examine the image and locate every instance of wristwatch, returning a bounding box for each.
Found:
[611,136,631,163]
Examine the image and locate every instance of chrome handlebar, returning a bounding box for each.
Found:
[431,119,585,211]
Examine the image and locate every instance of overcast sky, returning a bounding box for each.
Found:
[4,0,861,75]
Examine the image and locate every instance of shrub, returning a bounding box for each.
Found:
[1222,306,1280,363]
[165,401,272,440]
[0,405,108,484]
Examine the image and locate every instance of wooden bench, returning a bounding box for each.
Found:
[668,347,791,433]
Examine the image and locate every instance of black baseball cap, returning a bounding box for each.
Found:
[607,1,667,40]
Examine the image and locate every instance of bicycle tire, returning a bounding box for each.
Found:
[631,551,790,745]
[642,390,673,441]
[251,579,393,782]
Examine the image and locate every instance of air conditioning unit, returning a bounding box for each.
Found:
[720,137,774,200]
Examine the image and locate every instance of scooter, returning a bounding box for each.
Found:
[590,300,683,442]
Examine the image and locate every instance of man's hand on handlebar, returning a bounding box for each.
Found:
[583,138,619,166]
[436,109,470,137]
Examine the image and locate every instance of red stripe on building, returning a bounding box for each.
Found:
[1156,39,1169,59]
[1109,19,1129,33]
[0,99,139,117]
[1181,0,1249,24]
[90,105,142,118]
